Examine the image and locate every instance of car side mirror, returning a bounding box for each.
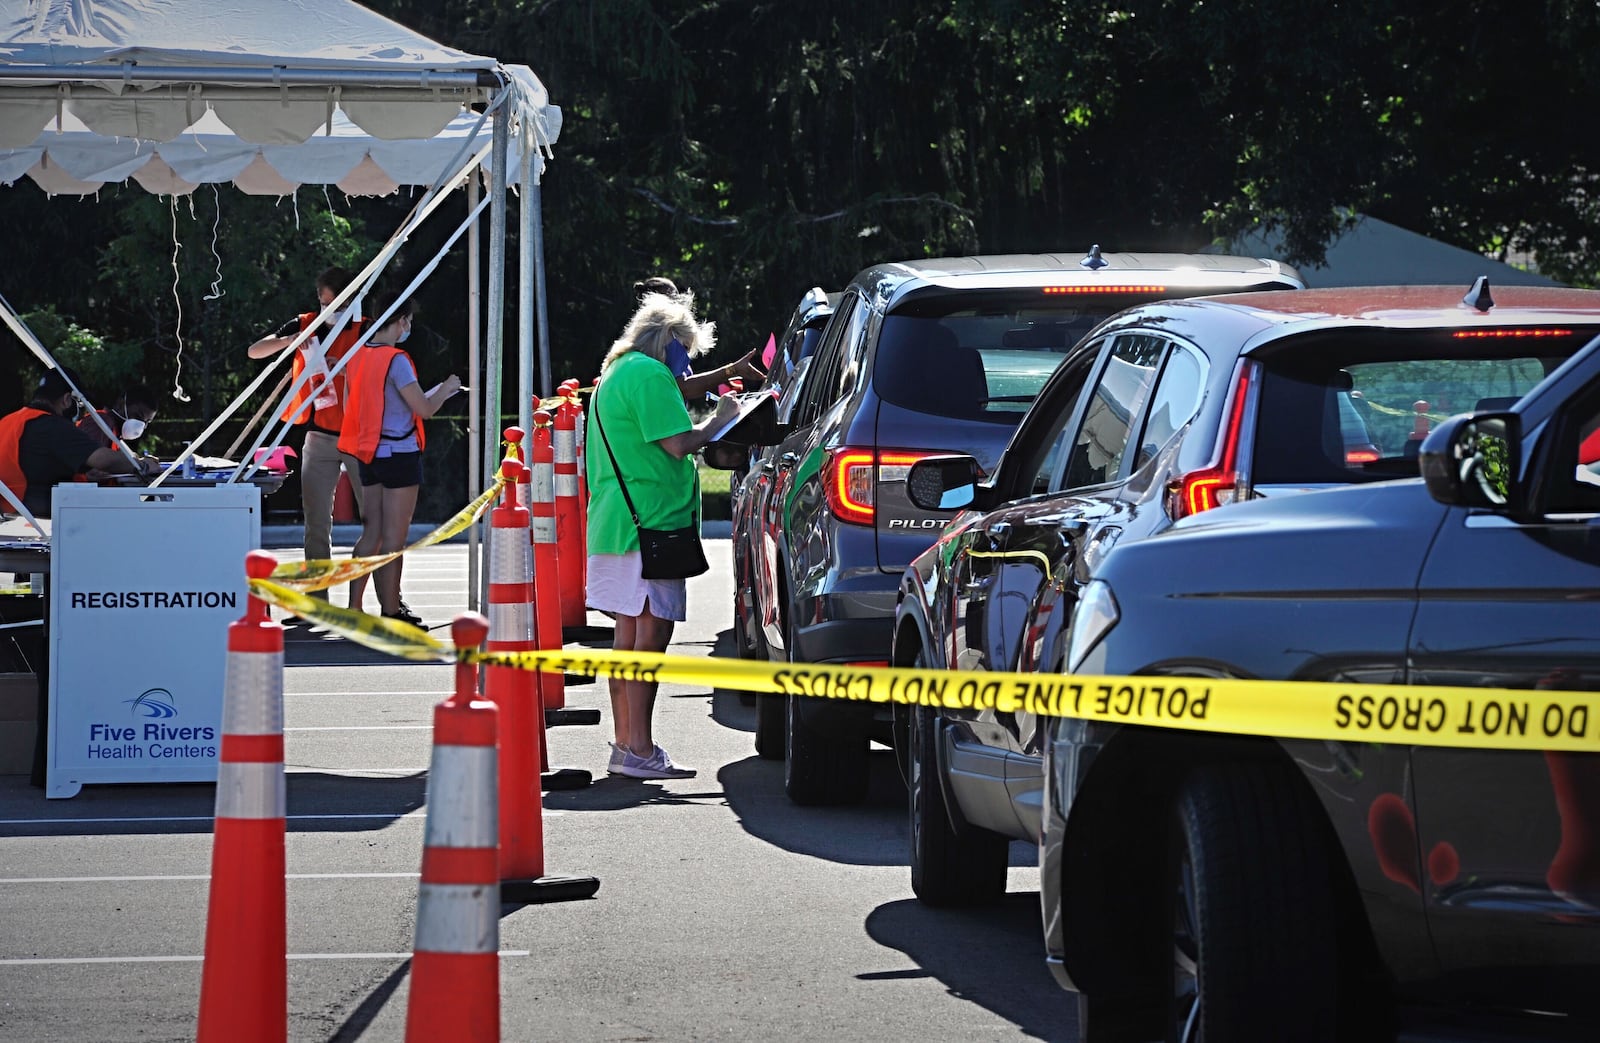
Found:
[700,441,748,471]
[906,454,981,511]
[1419,412,1520,510]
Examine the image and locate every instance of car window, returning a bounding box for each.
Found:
[1254,350,1559,484]
[795,295,856,427]
[871,298,1106,424]
[1132,344,1205,471]
[1060,334,1164,489]
[776,355,813,424]
[834,304,872,403]
[1550,376,1600,515]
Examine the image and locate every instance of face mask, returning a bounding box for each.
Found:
[396,325,411,344]
[120,418,146,441]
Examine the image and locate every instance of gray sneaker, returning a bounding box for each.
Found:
[607,742,627,774]
[612,744,696,780]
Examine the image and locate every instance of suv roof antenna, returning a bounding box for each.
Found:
[1463,275,1495,312]
[1080,244,1108,270]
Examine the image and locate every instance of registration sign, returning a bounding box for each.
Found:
[46,483,260,798]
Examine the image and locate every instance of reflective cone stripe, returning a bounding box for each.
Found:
[553,395,585,628]
[530,412,564,710]
[571,383,590,591]
[198,551,287,1043]
[406,614,499,1043]
[485,450,544,881]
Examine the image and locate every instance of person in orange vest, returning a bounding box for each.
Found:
[247,266,367,605]
[337,292,461,625]
[77,384,158,451]
[0,367,155,518]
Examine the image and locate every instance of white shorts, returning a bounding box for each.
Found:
[585,552,687,621]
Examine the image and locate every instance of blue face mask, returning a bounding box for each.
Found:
[396,324,411,344]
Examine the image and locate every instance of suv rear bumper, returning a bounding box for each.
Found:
[790,589,896,736]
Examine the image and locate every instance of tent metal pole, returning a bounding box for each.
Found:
[479,101,509,613]
[518,141,534,455]
[466,172,483,613]
[531,168,553,399]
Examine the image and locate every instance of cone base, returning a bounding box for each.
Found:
[500,873,600,904]
[546,707,601,728]
[561,624,612,642]
[564,672,596,686]
[541,767,592,791]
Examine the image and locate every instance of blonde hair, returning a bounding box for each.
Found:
[602,291,716,371]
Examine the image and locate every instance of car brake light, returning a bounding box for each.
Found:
[1450,328,1573,339]
[824,449,954,525]
[1041,285,1167,295]
[1169,362,1255,519]
[1346,448,1380,464]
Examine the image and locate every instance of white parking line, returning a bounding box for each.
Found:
[286,725,431,731]
[0,951,529,966]
[0,873,420,883]
[0,812,427,826]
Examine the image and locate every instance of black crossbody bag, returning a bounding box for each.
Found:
[591,389,710,580]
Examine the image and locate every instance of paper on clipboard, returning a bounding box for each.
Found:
[426,380,465,400]
[706,390,779,443]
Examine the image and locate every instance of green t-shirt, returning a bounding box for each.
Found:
[585,351,696,554]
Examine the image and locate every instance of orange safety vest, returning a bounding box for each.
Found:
[0,406,47,502]
[338,344,427,465]
[281,311,366,434]
[77,408,119,451]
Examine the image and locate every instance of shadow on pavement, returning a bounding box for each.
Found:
[0,771,427,837]
[542,773,728,812]
[865,893,1079,1042]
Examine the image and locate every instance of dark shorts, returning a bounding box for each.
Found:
[358,450,423,489]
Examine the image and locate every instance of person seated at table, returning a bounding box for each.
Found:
[0,368,155,518]
[77,383,158,452]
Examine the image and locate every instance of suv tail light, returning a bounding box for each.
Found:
[824,448,952,525]
[1167,360,1258,520]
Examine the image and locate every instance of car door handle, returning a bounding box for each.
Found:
[779,452,798,468]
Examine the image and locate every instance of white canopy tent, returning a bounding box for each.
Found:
[0,0,564,609]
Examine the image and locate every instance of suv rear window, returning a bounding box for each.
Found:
[1252,338,1571,484]
[872,303,1112,423]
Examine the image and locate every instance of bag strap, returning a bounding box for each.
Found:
[591,385,700,530]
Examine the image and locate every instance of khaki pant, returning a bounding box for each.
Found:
[300,429,365,600]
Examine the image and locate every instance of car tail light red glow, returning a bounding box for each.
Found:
[1169,361,1256,519]
[1041,285,1167,295]
[1450,328,1574,339]
[824,449,950,525]
[1346,448,1380,464]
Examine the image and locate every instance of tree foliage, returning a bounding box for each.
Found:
[5,0,1600,454]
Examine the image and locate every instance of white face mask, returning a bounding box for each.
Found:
[396,323,411,344]
[120,417,146,441]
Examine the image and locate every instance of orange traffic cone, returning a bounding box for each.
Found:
[197,551,287,1043]
[406,614,500,1042]
[553,390,586,631]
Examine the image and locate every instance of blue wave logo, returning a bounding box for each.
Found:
[127,688,177,719]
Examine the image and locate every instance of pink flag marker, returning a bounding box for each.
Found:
[761,332,777,369]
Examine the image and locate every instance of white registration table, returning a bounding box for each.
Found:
[46,484,260,798]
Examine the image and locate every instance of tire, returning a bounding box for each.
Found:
[733,539,763,706]
[908,649,1008,906]
[1169,763,1338,1043]
[782,614,869,805]
[753,694,785,760]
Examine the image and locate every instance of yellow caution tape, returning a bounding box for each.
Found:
[249,578,451,661]
[268,472,509,592]
[245,578,1600,753]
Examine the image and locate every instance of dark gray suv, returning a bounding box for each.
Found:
[738,249,1304,805]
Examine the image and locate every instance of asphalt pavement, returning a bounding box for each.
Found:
[0,535,1075,1042]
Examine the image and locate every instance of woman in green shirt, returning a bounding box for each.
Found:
[587,292,739,780]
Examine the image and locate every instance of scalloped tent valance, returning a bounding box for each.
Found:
[0,106,541,196]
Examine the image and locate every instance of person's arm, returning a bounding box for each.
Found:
[398,374,462,420]
[656,395,741,460]
[84,446,155,476]
[675,346,765,401]
[247,316,305,360]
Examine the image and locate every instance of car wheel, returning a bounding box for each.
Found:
[753,692,784,760]
[1169,763,1338,1042]
[782,614,868,805]
[908,650,1008,907]
[733,540,767,705]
